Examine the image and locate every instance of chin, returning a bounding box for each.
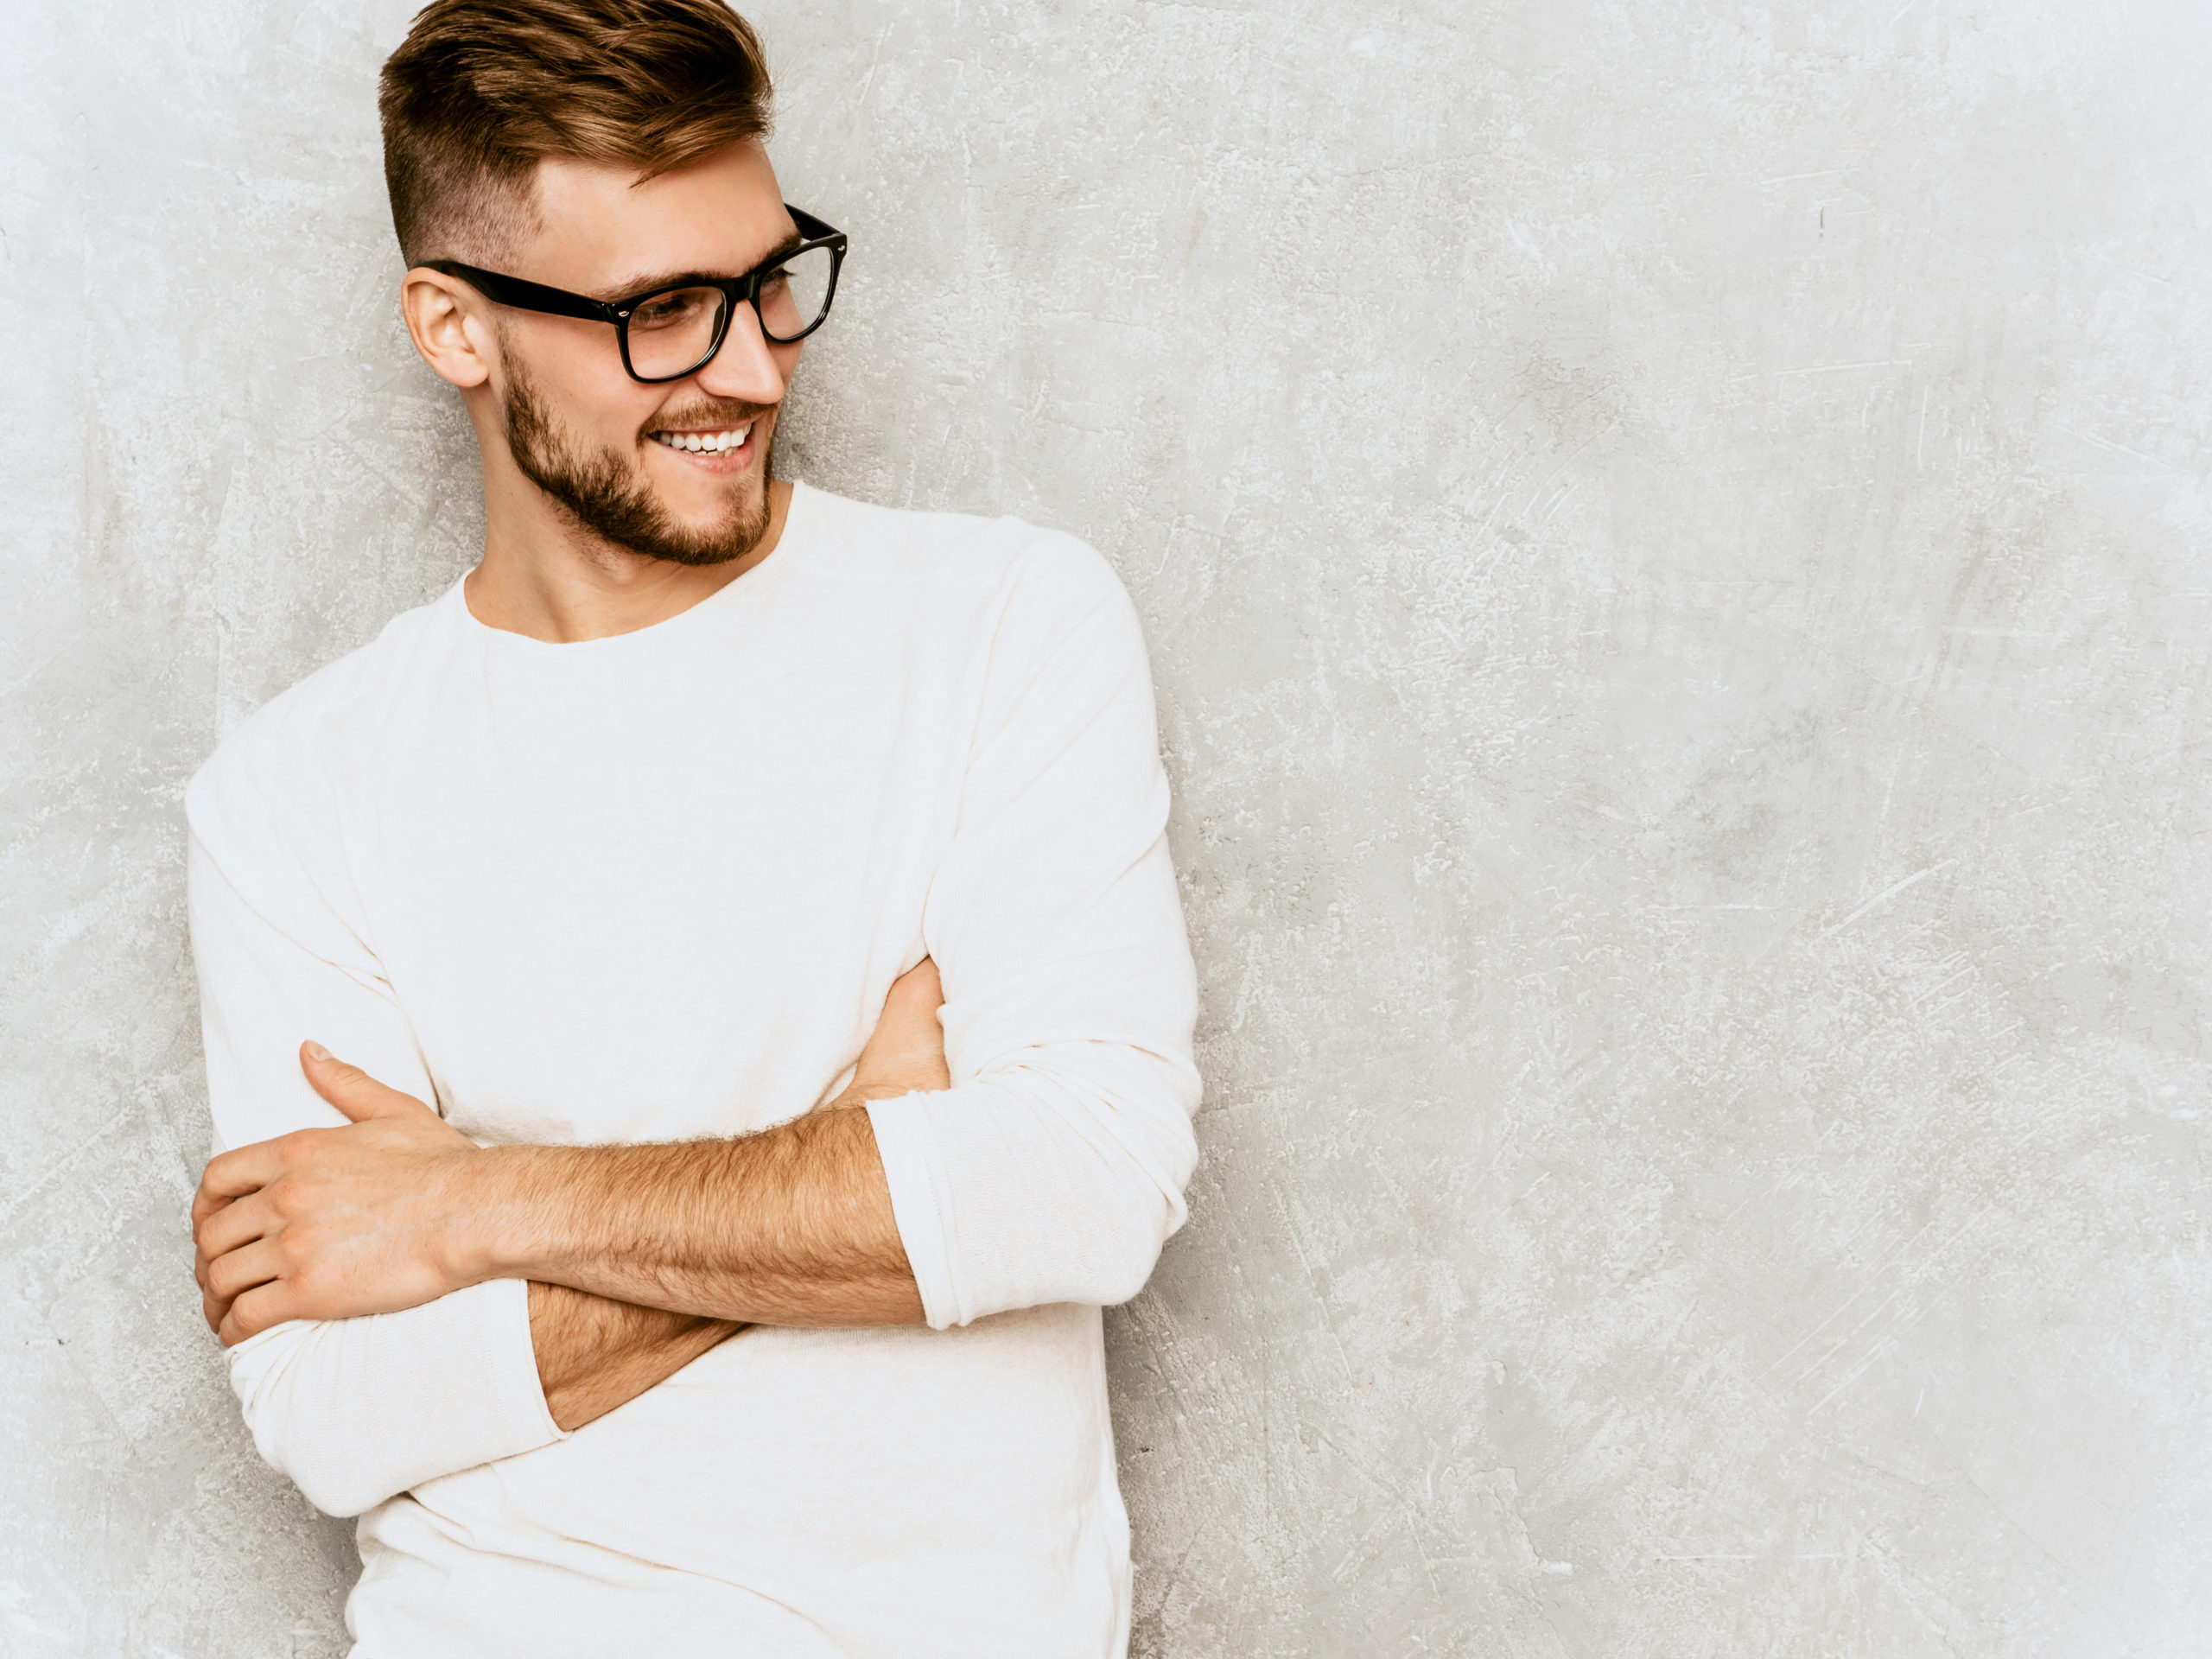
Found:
[643,488,772,568]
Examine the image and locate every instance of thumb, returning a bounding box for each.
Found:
[300,1041,433,1122]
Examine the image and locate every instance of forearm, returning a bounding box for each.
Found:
[482,1102,924,1327]
[527,1282,742,1430]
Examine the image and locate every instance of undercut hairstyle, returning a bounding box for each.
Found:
[378,0,774,267]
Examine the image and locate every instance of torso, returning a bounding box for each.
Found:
[317,483,1130,1657]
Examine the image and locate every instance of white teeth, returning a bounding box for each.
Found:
[654,425,751,454]
[650,429,756,455]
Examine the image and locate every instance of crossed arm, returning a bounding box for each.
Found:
[185,543,1200,1515]
[192,960,951,1430]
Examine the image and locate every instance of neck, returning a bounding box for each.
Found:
[463,475,793,645]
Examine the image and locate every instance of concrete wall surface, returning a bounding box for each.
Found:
[3,0,2207,1653]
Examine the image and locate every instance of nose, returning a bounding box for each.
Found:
[692,299,793,406]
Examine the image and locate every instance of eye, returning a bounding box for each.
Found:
[631,288,715,331]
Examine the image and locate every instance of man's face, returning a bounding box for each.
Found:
[487,142,804,567]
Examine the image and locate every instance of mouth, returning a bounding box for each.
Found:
[647,421,758,469]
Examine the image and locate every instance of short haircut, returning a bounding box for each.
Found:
[378,0,774,267]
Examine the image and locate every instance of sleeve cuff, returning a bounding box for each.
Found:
[865,1093,963,1330]
[489,1274,567,1450]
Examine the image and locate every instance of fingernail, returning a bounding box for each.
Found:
[303,1040,331,1062]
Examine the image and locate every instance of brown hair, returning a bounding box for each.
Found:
[378,0,773,266]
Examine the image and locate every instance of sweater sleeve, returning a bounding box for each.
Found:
[185,712,564,1518]
[865,535,1203,1329]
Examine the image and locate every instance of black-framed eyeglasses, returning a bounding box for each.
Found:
[423,205,848,385]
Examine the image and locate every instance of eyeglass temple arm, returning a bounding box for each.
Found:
[420,260,617,323]
[785,205,846,246]
[420,209,841,321]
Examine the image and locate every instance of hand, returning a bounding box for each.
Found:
[191,1044,488,1345]
[832,957,950,1107]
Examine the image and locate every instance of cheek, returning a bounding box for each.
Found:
[532,340,660,448]
[586,391,665,451]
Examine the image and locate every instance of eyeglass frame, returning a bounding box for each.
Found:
[419,204,849,385]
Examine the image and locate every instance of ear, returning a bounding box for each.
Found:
[401,267,494,390]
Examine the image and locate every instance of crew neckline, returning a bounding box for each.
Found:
[452,478,816,654]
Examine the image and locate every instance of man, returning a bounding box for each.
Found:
[181,1,1201,1652]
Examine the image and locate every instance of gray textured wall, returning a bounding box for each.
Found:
[3,0,2207,1653]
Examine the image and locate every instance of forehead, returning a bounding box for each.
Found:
[520,140,791,294]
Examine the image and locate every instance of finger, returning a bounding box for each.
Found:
[195,1189,275,1265]
[219,1281,296,1348]
[199,1142,285,1206]
[190,1179,237,1230]
[300,1042,436,1123]
[202,1280,232,1337]
[206,1238,286,1305]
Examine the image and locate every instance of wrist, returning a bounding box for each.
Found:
[456,1143,551,1284]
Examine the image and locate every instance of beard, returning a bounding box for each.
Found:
[500,354,775,569]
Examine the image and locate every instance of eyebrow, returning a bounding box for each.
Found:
[601,227,808,300]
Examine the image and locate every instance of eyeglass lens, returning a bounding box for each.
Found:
[625,245,836,378]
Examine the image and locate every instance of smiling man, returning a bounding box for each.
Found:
[181,3,1201,1654]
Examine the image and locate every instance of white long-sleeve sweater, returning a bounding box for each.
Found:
[184,480,1202,1658]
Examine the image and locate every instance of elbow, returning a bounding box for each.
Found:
[1072,1172,1177,1308]
[287,1462,391,1522]
[944,1154,1181,1325]
[226,1325,407,1520]
[881,1057,1199,1327]
[239,1411,397,1519]
[238,1389,402,1522]
[1077,1078,1197,1310]
[218,1283,561,1515]
[1019,1077,1198,1313]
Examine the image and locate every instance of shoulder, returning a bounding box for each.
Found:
[786,480,1135,629]
[185,593,454,847]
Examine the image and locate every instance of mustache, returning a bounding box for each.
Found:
[641,398,778,436]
